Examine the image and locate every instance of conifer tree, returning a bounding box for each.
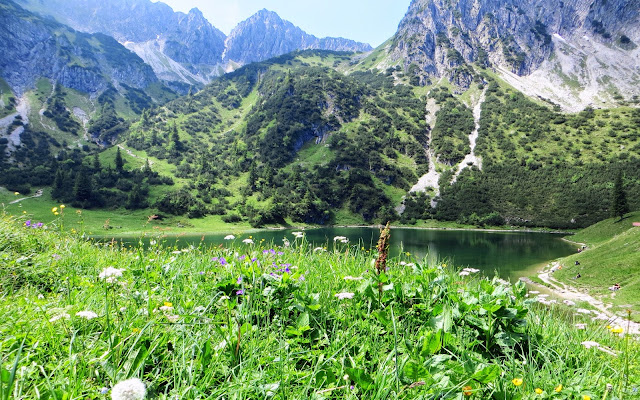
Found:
[115,146,124,172]
[73,166,93,203]
[93,152,101,171]
[611,172,629,220]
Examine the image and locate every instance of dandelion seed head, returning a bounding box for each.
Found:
[111,378,146,400]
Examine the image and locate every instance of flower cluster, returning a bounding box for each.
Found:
[459,267,480,276]
[333,236,349,244]
[24,220,44,229]
[99,267,124,283]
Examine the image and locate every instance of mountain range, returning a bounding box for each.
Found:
[1,0,639,230]
[14,0,373,86]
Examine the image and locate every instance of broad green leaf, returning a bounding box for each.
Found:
[346,368,374,390]
[420,330,442,356]
[403,361,430,381]
[472,364,501,384]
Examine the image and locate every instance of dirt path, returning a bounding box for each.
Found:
[8,188,44,204]
[534,262,639,335]
[117,144,154,170]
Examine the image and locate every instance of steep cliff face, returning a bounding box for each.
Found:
[389,0,640,109]
[224,9,372,65]
[0,0,157,95]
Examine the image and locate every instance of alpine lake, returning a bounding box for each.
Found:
[115,227,577,282]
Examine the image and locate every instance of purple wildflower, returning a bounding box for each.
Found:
[251,258,258,263]
[219,257,227,266]
[237,276,242,284]
[211,257,219,262]
[236,289,244,295]
[299,275,305,281]
[277,251,284,255]
[36,222,43,228]
[238,255,246,261]
[25,220,31,227]
[284,267,291,273]
[262,250,269,254]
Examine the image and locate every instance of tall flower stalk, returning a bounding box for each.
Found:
[374,222,391,303]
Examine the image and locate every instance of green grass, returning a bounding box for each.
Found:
[555,212,640,316]
[0,213,637,399]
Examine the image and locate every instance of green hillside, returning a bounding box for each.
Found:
[554,212,640,314]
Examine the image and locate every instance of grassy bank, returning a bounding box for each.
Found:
[1,213,638,399]
[554,212,640,316]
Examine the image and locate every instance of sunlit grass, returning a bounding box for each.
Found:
[0,213,637,399]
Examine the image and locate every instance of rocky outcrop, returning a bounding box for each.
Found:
[224,9,372,65]
[0,1,157,95]
[388,0,640,108]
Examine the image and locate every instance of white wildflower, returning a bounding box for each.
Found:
[563,300,576,306]
[242,238,254,244]
[335,292,355,300]
[313,247,325,252]
[75,311,98,320]
[171,250,182,254]
[149,240,157,246]
[166,314,179,323]
[99,267,124,283]
[49,313,70,322]
[111,377,146,400]
[576,308,591,314]
[37,294,45,299]
[459,271,470,276]
[224,234,235,240]
[463,268,480,273]
[283,238,290,247]
[292,231,304,238]
[581,340,600,349]
[333,236,347,242]
[575,323,587,330]
[529,290,540,294]
[495,278,510,286]
[159,305,174,312]
[343,276,364,281]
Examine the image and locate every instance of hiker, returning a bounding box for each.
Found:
[575,260,580,266]
[575,273,581,278]
[609,283,621,291]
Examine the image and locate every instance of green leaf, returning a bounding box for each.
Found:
[296,312,309,329]
[472,364,501,384]
[346,368,374,390]
[420,330,442,356]
[403,361,431,381]
[372,310,391,327]
[480,280,495,295]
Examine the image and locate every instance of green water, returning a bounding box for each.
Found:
[126,227,576,281]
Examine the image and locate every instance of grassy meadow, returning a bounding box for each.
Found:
[1,213,638,399]
[554,212,640,316]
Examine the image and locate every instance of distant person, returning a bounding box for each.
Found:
[575,273,581,278]
[609,283,621,291]
[575,261,580,266]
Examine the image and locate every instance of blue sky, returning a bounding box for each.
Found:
[152,0,412,47]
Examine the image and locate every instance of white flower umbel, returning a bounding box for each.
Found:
[111,377,146,400]
[224,235,235,240]
[335,292,355,300]
[242,238,254,244]
[49,313,70,323]
[76,310,99,320]
[292,231,304,238]
[99,267,124,283]
[581,340,600,349]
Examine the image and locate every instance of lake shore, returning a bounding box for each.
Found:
[526,261,639,335]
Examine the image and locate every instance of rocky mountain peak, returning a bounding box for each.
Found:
[389,0,640,110]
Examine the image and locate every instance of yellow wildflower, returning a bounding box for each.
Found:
[555,384,563,392]
[582,396,591,400]
[14,192,19,195]
[164,302,173,308]
[60,204,65,209]
[132,328,141,334]
[535,388,543,394]
[512,378,523,386]
[611,326,624,334]
[54,212,59,216]
[52,207,58,213]
[462,385,472,396]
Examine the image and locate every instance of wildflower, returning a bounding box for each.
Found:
[111,377,146,400]
[582,395,591,400]
[224,234,235,240]
[237,276,242,284]
[459,271,470,276]
[99,267,124,283]
[54,212,59,216]
[554,384,562,392]
[292,231,304,238]
[100,387,110,394]
[512,378,523,386]
[581,341,600,349]
[462,385,472,396]
[14,191,19,195]
[60,204,65,209]
[132,328,141,333]
[171,250,181,254]
[343,276,364,281]
[242,238,254,244]
[313,247,324,252]
[166,314,179,323]
[610,326,624,334]
[159,303,173,312]
[75,311,98,320]
[149,240,157,245]
[236,289,244,295]
[299,275,305,281]
[335,292,355,300]
[535,388,543,394]
[576,308,591,314]
[49,313,70,322]
[463,268,480,273]
[52,207,58,213]
[563,300,576,306]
